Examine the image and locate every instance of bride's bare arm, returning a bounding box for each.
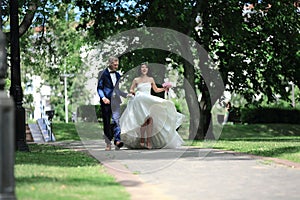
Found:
[129,78,137,95]
[150,78,165,93]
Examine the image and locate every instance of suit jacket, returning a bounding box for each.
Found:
[97,68,127,105]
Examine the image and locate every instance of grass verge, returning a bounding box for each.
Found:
[15,144,130,200]
[51,122,300,163]
[52,122,81,141]
[186,123,300,163]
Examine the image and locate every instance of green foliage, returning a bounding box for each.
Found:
[23,94,34,107]
[258,84,300,110]
[227,106,242,123]
[76,105,101,122]
[190,0,298,104]
[4,78,10,91]
[172,98,183,113]
[75,0,147,42]
[76,0,300,138]
[23,93,34,118]
[50,94,66,122]
[3,0,299,119]
[18,2,88,122]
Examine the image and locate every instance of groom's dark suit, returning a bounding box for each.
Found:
[97,68,127,146]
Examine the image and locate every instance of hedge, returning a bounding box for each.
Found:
[241,107,300,124]
[76,105,101,122]
[76,104,128,122]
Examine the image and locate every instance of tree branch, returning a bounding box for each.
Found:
[19,0,39,37]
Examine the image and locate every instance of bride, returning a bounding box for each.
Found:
[119,63,184,149]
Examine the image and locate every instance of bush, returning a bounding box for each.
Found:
[228,106,241,123]
[241,107,300,124]
[77,105,101,122]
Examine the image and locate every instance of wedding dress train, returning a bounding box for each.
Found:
[120,83,184,149]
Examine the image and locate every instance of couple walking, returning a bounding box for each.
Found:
[97,56,184,151]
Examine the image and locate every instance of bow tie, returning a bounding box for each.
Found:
[110,71,116,73]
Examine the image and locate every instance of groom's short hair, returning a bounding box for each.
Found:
[108,56,119,66]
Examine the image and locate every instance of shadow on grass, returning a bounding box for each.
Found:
[16,175,120,187]
[16,144,99,167]
[219,137,300,142]
[249,146,300,157]
[220,124,300,139]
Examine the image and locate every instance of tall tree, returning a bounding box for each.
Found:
[0,0,85,147]
[3,0,298,139]
[2,0,51,150]
[20,2,86,121]
[10,0,30,151]
[77,0,299,140]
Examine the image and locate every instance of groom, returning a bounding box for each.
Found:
[97,56,127,151]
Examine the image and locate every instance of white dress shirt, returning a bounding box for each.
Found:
[108,68,117,86]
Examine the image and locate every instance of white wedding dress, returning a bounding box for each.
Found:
[120,82,184,149]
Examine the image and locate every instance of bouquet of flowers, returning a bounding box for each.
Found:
[162,82,172,92]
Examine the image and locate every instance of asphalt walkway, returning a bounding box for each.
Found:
[53,140,300,200]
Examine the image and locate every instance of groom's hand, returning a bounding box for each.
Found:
[102,97,110,104]
[129,91,135,96]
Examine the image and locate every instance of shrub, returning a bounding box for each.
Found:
[241,107,300,124]
[77,105,101,122]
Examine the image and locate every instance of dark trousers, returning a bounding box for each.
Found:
[101,103,121,145]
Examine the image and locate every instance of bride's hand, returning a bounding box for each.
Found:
[127,93,135,98]
[129,90,135,96]
[162,82,172,92]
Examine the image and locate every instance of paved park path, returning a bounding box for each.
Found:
[53,140,300,200]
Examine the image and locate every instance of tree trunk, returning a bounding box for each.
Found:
[5,0,38,41]
[10,0,29,151]
[19,1,38,37]
[183,73,213,140]
[199,85,213,140]
[183,60,203,140]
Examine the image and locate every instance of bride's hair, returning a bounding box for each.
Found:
[138,62,152,76]
[140,62,148,67]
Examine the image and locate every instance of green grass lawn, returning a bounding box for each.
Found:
[51,122,300,163]
[17,122,300,199]
[15,144,130,200]
[52,122,102,141]
[52,122,81,141]
[187,123,300,163]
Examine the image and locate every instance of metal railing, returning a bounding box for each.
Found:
[37,109,55,142]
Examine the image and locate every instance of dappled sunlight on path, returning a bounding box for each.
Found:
[53,140,300,200]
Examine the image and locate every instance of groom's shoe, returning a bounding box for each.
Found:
[115,141,124,150]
